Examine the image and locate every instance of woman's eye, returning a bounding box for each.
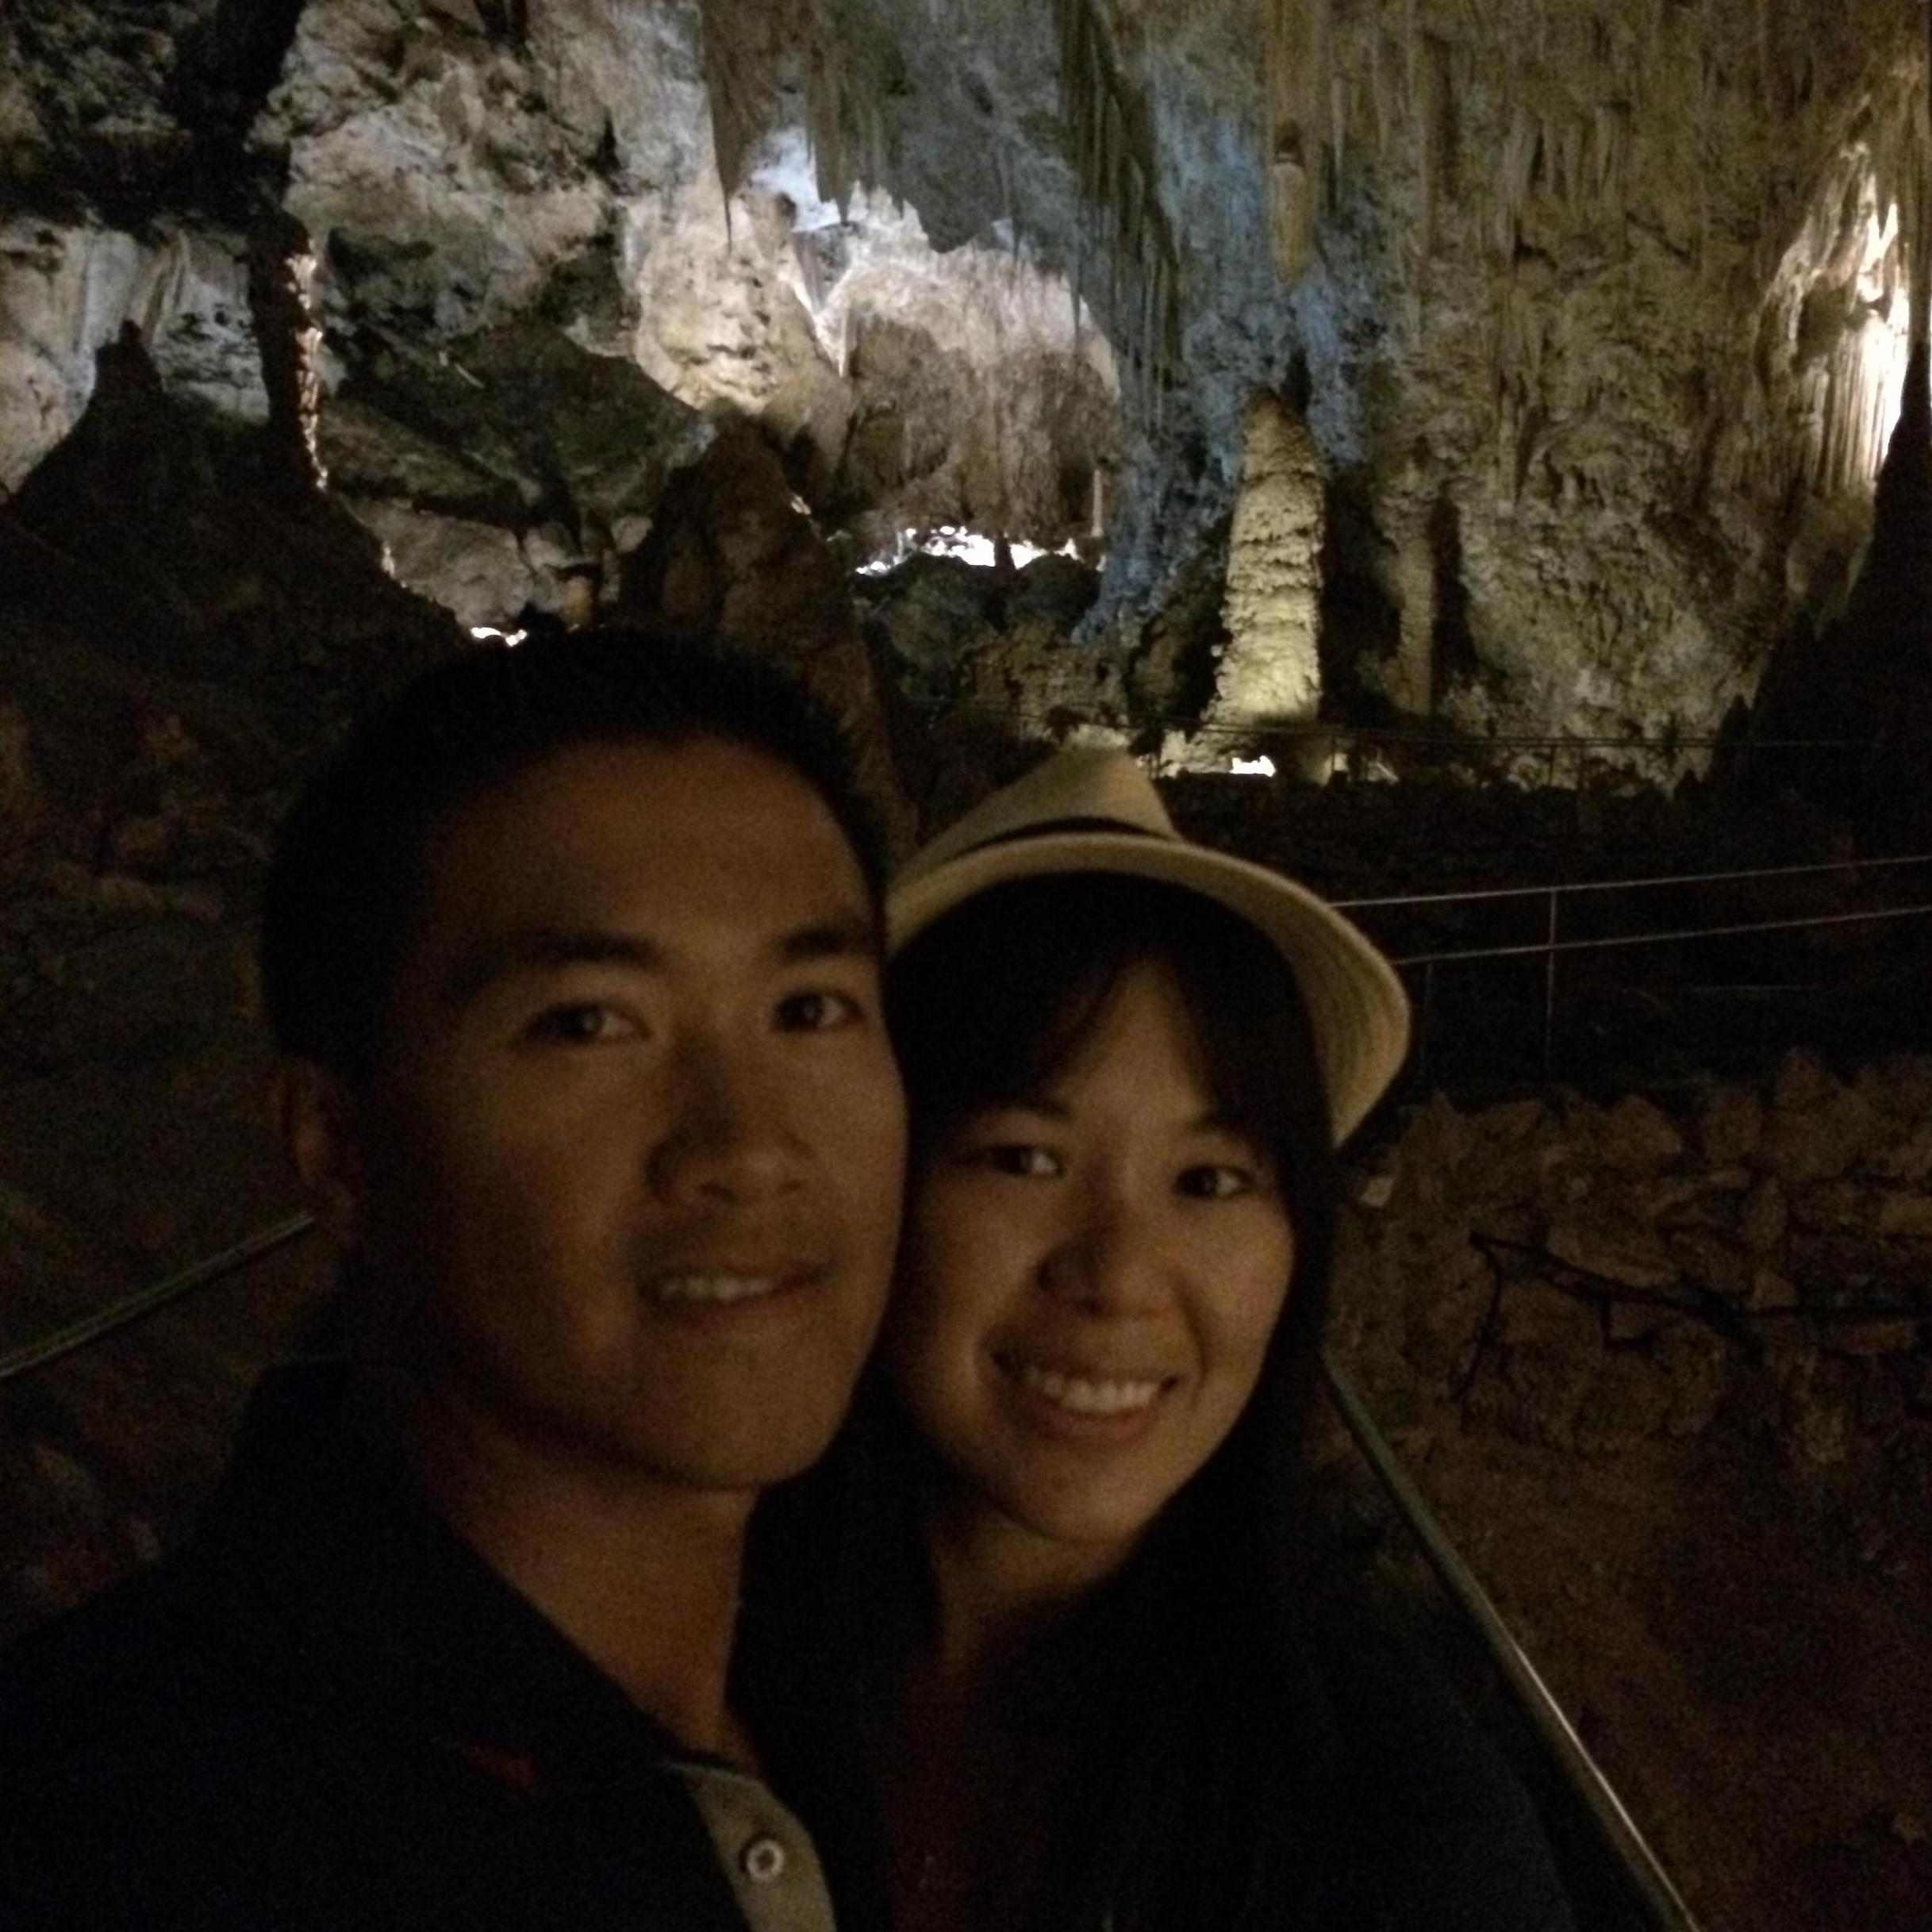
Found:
[980,1143,1061,1179]
[525,1003,636,1045]
[1177,1163,1254,1201]
[775,989,864,1032]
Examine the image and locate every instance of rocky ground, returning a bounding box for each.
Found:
[1326,1058,1932,1932]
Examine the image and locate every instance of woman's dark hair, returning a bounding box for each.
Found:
[878,871,1346,1932]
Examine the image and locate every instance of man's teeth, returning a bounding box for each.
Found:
[655,1273,780,1305]
[1015,1362,1162,1416]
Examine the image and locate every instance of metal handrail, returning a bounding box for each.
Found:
[1390,898,1932,968]
[901,695,1861,755]
[1335,851,1932,912]
[1325,851,1932,1069]
[0,1213,317,1385]
[1323,1355,1703,1932]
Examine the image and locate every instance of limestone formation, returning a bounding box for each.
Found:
[0,219,265,493]
[1333,1050,1932,1477]
[2,0,1926,759]
[1210,390,1325,736]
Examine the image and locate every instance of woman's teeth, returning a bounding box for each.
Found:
[655,1273,780,1304]
[1014,1362,1163,1416]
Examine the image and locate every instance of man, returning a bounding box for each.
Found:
[0,630,908,1930]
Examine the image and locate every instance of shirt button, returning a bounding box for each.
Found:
[741,1834,787,1884]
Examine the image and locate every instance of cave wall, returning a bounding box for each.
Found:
[1,0,1926,742]
[1296,0,1930,744]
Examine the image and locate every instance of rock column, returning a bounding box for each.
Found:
[1208,390,1324,755]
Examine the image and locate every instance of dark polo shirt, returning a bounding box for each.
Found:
[0,1365,839,1932]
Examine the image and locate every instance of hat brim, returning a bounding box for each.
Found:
[888,832,1412,1144]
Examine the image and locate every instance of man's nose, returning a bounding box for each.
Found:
[1039,1184,1168,1314]
[647,1036,805,1205]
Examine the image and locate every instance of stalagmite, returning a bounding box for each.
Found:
[1208,391,1325,739]
[1390,522,1438,716]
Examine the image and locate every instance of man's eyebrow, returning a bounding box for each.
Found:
[440,909,878,1008]
[440,929,664,1007]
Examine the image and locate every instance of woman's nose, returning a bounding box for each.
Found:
[1039,1189,1169,1313]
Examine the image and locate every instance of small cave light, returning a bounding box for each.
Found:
[1231,755,1277,778]
[471,625,528,647]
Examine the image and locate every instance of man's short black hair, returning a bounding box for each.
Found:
[261,627,886,1077]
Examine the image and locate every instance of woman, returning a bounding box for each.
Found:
[752,748,1572,1932]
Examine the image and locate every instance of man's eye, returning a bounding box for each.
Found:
[774,989,863,1032]
[979,1144,1061,1179]
[1177,1164,1254,1201]
[524,1003,636,1045]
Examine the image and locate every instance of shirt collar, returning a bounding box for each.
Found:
[194,1362,685,1790]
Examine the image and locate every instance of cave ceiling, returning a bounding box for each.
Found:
[1,0,1927,745]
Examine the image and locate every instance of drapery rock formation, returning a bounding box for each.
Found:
[4,0,1924,754]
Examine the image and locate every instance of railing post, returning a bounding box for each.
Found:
[1542,885,1560,1067]
[1419,960,1435,1082]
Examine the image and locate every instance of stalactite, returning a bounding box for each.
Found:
[1594,102,1624,201]
[696,0,883,221]
[1416,34,1440,255]
[1642,0,1669,75]
[247,210,325,495]
[1554,115,1586,211]
[1368,29,1391,159]
[1053,0,1181,390]
[696,0,768,210]
[1495,105,1539,259]
[806,29,846,207]
[1264,0,1332,280]
[1911,10,1932,359]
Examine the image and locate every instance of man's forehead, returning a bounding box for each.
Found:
[412,736,878,966]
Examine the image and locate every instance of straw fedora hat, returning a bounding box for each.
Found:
[889,747,1411,1143]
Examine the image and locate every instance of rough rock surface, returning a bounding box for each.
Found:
[323,320,715,621]
[6,1,1922,744]
[255,0,1118,587]
[1329,1056,1932,1931]
[1301,0,1928,744]
[0,217,266,492]
[1208,390,1323,739]
[616,416,913,844]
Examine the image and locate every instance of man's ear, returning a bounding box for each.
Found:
[271,1057,368,1250]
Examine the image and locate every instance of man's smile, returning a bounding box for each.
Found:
[648,1260,830,1308]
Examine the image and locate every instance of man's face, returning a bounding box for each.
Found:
[325,736,906,1495]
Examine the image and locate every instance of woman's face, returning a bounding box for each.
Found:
[887,960,1296,1567]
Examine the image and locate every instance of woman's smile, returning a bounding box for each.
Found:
[889,960,1295,1561]
[994,1348,1177,1427]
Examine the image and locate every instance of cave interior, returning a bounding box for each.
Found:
[2,4,1931,1929]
